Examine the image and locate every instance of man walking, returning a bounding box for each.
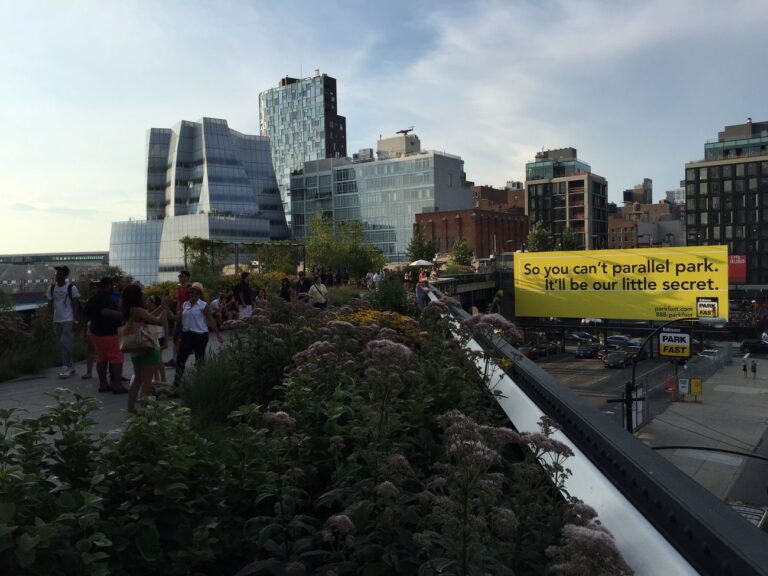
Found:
[47,265,80,378]
[166,270,191,368]
[751,360,758,379]
[83,277,126,393]
[295,270,312,301]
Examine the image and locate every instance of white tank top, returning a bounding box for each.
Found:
[182,300,209,334]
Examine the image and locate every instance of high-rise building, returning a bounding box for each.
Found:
[290,133,470,261]
[110,117,288,285]
[524,147,608,249]
[259,72,347,225]
[685,119,768,283]
[623,178,653,204]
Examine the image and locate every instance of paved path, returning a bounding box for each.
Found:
[637,351,768,506]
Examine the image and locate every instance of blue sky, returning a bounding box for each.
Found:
[1,0,767,254]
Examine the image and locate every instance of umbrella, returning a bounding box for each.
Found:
[409,259,434,267]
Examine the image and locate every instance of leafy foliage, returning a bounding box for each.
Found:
[526,221,554,252]
[451,239,473,267]
[1,302,632,575]
[407,225,438,262]
[557,227,583,251]
[305,216,386,282]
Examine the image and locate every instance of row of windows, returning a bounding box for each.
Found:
[687,162,768,181]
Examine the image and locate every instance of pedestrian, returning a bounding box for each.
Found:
[166,270,191,368]
[234,271,253,319]
[415,268,429,309]
[121,283,166,413]
[83,277,127,394]
[81,280,99,380]
[147,295,170,387]
[743,360,748,378]
[295,270,312,301]
[47,265,81,379]
[309,275,328,309]
[279,277,293,302]
[751,360,757,379]
[174,282,224,386]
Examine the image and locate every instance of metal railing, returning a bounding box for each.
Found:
[430,286,768,576]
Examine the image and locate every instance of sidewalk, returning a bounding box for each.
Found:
[637,350,768,506]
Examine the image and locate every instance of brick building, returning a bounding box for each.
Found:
[415,208,528,258]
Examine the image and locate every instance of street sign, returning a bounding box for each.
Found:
[691,378,702,396]
[679,378,690,394]
[659,326,692,358]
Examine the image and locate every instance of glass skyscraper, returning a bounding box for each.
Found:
[110,117,288,285]
[290,134,470,262]
[259,72,347,225]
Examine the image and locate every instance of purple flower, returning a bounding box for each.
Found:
[375,481,399,499]
[263,411,296,428]
[325,514,355,535]
[363,339,413,365]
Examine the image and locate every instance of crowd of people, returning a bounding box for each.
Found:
[47,266,352,413]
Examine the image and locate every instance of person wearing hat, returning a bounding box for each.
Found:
[174,282,223,386]
[47,265,81,379]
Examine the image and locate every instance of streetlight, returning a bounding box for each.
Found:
[612,316,727,433]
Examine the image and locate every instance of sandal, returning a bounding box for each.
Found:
[81,374,93,380]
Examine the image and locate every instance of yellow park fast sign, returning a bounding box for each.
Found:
[514,246,729,321]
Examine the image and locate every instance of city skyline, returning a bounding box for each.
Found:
[1,0,767,254]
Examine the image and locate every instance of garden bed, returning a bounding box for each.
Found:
[0,298,631,575]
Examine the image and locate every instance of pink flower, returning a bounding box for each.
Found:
[375,481,399,499]
[325,514,355,535]
[263,411,296,428]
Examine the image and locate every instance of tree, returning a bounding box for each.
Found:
[558,226,583,251]
[526,221,554,252]
[407,225,437,262]
[451,238,473,267]
[179,236,231,287]
[304,215,386,282]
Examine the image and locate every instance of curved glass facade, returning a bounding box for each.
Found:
[111,118,288,285]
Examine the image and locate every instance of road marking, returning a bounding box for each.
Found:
[713,384,767,395]
[673,449,743,467]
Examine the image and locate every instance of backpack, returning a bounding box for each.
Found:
[50,282,79,315]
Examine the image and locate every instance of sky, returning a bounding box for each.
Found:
[1,0,767,255]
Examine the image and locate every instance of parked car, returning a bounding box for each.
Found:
[606,335,632,347]
[623,345,647,362]
[604,350,630,368]
[581,318,603,326]
[697,349,720,360]
[575,343,600,358]
[518,346,539,360]
[568,330,599,343]
[598,344,622,361]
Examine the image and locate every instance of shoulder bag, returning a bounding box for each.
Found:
[119,321,156,353]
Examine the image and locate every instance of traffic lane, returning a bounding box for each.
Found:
[538,354,673,427]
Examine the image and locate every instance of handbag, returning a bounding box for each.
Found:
[119,321,156,353]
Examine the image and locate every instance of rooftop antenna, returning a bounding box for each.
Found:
[397,126,415,135]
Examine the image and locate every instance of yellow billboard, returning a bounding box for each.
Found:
[514,246,729,321]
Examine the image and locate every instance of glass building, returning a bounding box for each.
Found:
[685,120,768,284]
[259,72,347,225]
[290,134,470,261]
[110,118,288,285]
[525,147,608,249]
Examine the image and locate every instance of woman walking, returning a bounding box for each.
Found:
[121,284,166,414]
[174,282,223,386]
[309,275,328,309]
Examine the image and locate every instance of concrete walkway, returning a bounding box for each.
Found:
[637,351,768,506]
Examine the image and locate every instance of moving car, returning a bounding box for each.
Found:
[604,350,630,368]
